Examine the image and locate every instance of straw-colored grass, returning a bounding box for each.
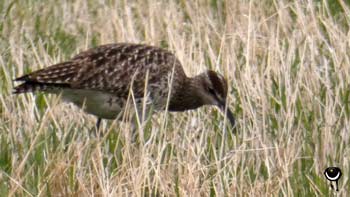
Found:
[1,0,349,196]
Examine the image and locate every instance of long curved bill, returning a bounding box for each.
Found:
[219,103,236,128]
[224,107,236,128]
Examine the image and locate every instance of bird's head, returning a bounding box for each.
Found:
[195,70,235,128]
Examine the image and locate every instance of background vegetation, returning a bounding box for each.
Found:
[0,0,349,196]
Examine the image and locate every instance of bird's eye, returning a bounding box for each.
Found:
[208,87,215,95]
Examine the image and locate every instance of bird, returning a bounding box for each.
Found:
[13,43,235,131]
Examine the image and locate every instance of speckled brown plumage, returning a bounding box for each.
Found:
[14,43,235,129]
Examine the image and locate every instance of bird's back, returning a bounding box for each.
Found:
[14,43,188,118]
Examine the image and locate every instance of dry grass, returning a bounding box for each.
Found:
[1,0,350,196]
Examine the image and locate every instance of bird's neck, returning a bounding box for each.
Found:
[168,76,204,112]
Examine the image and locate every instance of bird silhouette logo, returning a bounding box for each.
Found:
[324,167,342,191]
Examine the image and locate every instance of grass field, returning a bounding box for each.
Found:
[1,0,350,196]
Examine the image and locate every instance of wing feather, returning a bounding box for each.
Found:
[14,43,186,99]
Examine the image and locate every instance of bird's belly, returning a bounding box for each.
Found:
[61,89,124,119]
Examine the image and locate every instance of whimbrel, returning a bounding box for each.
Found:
[13,43,235,130]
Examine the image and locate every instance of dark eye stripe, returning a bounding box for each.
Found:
[208,87,216,95]
[207,71,227,98]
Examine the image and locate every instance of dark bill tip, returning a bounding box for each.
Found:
[219,104,236,129]
[225,108,236,128]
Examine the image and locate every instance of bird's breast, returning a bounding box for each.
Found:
[60,89,125,119]
[60,88,169,119]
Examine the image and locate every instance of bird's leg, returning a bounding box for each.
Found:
[90,118,102,137]
[131,123,138,143]
[96,118,102,131]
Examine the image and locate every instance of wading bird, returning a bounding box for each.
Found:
[14,43,235,130]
